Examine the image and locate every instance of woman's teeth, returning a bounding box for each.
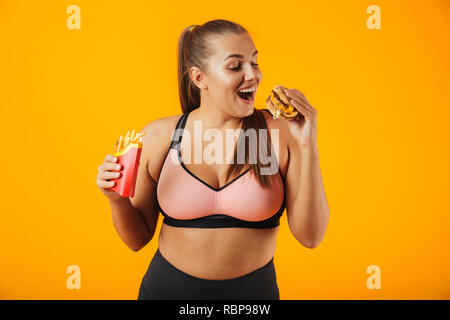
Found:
[236,87,256,102]
[239,88,256,93]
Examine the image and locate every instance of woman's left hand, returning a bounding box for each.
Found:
[284,88,318,151]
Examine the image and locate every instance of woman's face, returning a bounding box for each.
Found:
[195,32,262,118]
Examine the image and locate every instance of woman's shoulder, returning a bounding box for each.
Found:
[138,113,185,181]
[139,113,184,158]
[141,113,184,137]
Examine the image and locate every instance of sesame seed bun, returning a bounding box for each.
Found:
[265,85,301,120]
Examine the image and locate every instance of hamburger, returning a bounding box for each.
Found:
[266,85,301,120]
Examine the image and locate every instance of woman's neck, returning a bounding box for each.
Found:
[191,104,243,132]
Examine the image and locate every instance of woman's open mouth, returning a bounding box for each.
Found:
[236,88,256,104]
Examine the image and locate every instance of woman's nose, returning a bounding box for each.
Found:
[244,64,258,81]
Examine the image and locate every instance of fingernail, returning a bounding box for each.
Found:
[116,165,121,170]
[284,89,288,95]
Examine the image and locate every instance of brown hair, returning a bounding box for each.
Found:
[177,19,279,190]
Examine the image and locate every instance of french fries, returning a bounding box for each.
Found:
[110,129,145,198]
[114,130,145,153]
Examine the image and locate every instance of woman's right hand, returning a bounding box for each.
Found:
[97,154,124,201]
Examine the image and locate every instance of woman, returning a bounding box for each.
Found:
[96,19,329,300]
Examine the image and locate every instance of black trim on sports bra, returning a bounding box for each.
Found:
[169,111,188,150]
[156,110,286,229]
[158,196,286,229]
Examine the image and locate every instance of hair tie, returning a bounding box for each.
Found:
[190,25,197,32]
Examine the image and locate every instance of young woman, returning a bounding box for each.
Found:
[96,19,329,300]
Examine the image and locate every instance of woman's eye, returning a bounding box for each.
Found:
[230,63,259,71]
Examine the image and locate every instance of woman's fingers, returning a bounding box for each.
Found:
[105,154,117,161]
[285,89,314,112]
[96,154,125,200]
[101,179,115,188]
[97,178,115,189]
[99,162,122,172]
[290,99,313,119]
[99,171,121,180]
[97,154,122,189]
[287,88,309,103]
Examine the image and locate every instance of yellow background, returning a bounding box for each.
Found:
[1,0,449,299]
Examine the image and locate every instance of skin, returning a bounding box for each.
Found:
[96,32,329,280]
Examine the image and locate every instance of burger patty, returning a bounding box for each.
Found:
[272,90,290,108]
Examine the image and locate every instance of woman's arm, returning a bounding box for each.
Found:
[283,88,329,248]
[108,120,168,251]
[109,195,154,252]
[285,142,329,248]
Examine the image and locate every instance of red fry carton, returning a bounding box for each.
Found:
[109,133,144,198]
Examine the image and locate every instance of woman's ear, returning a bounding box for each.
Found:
[189,66,207,89]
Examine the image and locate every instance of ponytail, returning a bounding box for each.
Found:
[177,25,201,113]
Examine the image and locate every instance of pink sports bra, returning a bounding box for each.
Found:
[156,111,286,228]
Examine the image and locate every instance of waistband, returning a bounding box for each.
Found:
[155,248,275,283]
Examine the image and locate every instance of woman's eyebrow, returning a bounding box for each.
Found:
[224,50,258,61]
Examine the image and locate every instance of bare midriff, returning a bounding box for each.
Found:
[158,225,279,280]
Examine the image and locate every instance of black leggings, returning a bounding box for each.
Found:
[137,248,280,300]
